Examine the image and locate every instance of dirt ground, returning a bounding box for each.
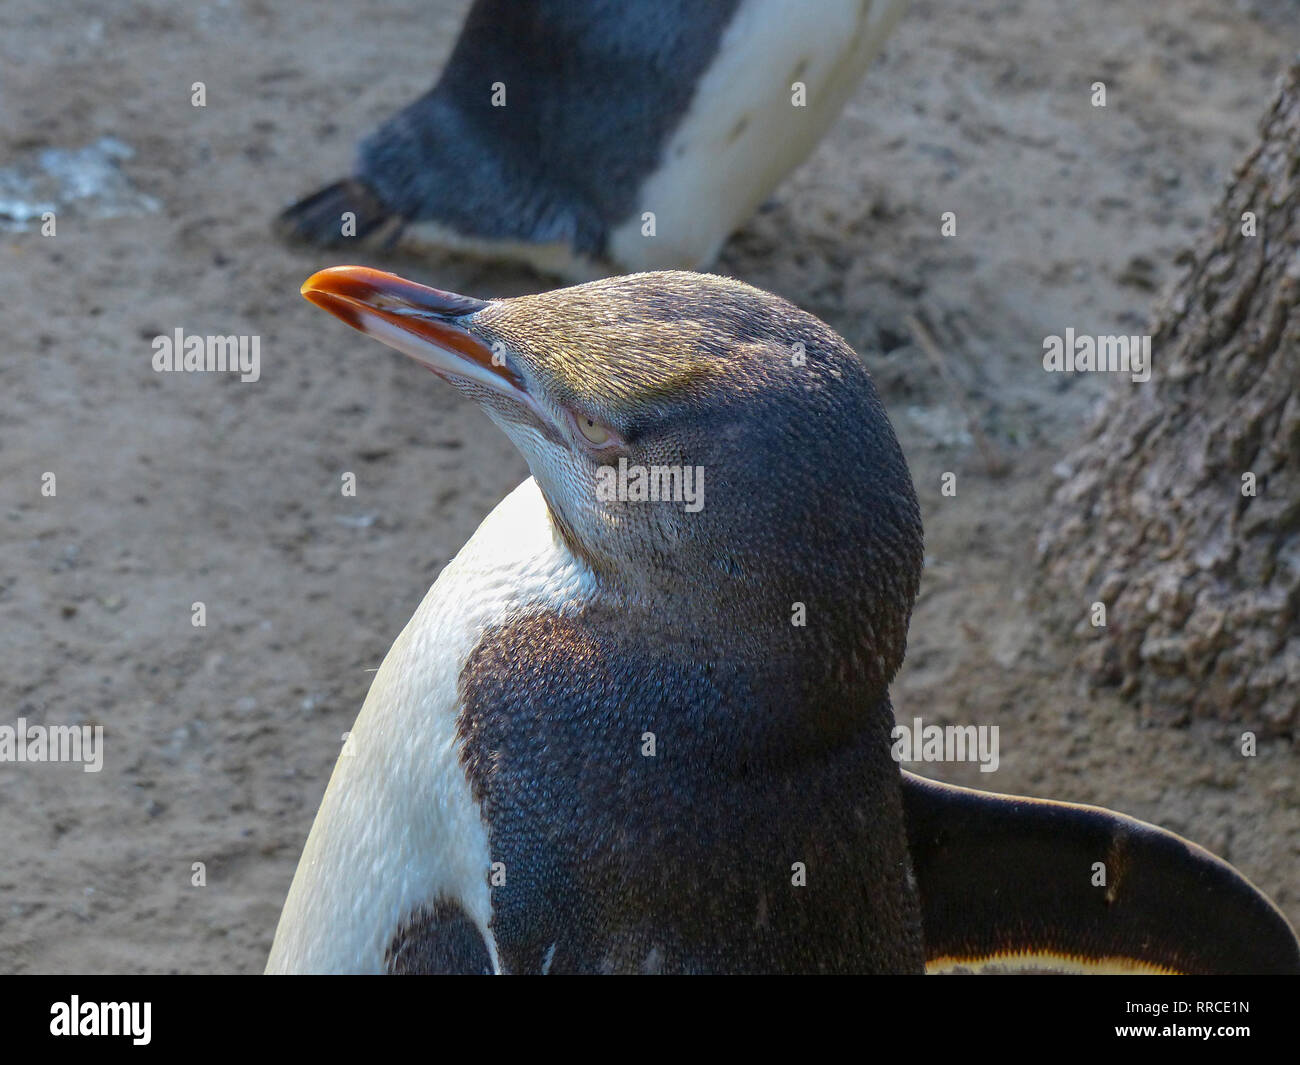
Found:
[0,0,1294,974]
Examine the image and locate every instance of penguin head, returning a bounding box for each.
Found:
[303,268,922,690]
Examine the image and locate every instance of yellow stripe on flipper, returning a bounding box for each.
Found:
[926,951,1179,975]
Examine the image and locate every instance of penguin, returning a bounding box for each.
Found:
[266,266,1300,975]
[276,0,912,280]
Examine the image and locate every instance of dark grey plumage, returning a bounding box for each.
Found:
[271,266,1300,975]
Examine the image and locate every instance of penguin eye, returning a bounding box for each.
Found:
[572,411,618,449]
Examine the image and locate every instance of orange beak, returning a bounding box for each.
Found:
[300,266,543,423]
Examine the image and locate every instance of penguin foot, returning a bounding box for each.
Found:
[276,178,403,247]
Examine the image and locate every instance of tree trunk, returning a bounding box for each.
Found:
[1036,61,1300,736]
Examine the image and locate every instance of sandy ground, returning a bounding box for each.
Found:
[0,0,1295,974]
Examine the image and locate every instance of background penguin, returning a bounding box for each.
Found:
[267,266,1300,975]
[277,0,913,280]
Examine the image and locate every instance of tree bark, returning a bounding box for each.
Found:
[1037,61,1300,736]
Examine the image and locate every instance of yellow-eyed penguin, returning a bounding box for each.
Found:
[277,0,912,280]
[267,266,1300,975]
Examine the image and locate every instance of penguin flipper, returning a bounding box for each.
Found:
[276,178,403,247]
[900,771,1300,974]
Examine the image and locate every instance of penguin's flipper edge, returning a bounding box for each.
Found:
[900,771,1300,975]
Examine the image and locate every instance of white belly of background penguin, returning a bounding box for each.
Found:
[277,0,912,280]
[602,0,911,272]
[268,266,1300,975]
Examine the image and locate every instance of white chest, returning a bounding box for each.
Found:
[265,479,594,973]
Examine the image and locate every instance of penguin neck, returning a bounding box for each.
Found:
[537,486,915,712]
[542,553,905,778]
[599,568,904,759]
